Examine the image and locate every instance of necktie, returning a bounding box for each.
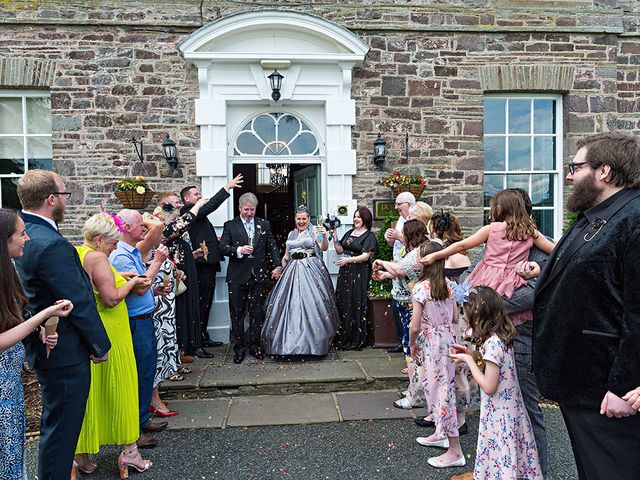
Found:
[245,221,254,238]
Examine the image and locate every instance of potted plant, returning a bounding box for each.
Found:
[367,214,398,348]
[382,170,427,199]
[114,176,155,209]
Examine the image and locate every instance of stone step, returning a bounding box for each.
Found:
[159,345,409,399]
[161,390,431,429]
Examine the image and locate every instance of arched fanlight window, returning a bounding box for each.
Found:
[234,113,319,156]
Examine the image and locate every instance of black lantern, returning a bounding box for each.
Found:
[268,69,284,101]
[373,134,387,167]
[162,134,179,172]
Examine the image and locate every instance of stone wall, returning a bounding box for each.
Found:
[1,0,639,235]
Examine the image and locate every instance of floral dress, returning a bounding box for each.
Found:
[412,279,458,439]
[0,342,27,479]
[474,334,542,480]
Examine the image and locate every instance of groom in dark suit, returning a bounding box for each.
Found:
[220,192,282,364]
[14,170,111,480]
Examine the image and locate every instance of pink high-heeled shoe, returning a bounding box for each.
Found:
[118,446,153,479]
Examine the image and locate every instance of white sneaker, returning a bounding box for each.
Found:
[416,437,450,448]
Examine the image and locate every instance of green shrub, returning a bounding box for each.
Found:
[368,214,397,298]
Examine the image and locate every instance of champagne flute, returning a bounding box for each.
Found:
[247,231,255,258]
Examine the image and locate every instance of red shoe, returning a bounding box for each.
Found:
[149,405,179,417]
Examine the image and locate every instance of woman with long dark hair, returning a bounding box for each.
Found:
[0,208,72,479]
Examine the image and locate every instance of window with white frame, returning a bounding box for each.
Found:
[0,91,52,209]
[483,95,563,238]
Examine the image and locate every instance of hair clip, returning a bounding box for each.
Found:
[436,209,452,233]
[452,281,476,306]
[100,202,126,233]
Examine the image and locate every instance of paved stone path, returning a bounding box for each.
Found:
[26,346,579,478]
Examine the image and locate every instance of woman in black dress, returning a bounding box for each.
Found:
[332,206,378,350]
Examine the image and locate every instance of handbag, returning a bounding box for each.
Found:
[175,279,187,296]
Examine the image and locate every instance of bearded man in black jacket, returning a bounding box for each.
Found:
[517,132,640,480]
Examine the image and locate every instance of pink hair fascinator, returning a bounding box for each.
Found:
[100,202,126,233]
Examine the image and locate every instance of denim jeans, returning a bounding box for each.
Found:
[515,322,548,478]
[397,303,412,356]
[130,315,157,427]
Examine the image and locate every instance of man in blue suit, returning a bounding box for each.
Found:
[14,170,111,480]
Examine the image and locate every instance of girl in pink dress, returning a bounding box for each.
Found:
[420,189,555,324]
[409,241,465,469]
[450,285,543,480]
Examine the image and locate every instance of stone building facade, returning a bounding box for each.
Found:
[1,0,639,339]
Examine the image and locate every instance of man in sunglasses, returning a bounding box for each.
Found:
[517,132,640,479]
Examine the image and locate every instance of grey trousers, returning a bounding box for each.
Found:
[514,321,549,478]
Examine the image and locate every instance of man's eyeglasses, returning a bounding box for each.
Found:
[395,202,409,207]
[567,162,588,175]
[51,192,72,198]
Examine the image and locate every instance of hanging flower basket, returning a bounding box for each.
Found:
[382,171,427,199]
[391,184,426,199]
[114,176,155,209]
[115,189,155,209]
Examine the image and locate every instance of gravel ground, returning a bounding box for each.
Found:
[27,407,577,480]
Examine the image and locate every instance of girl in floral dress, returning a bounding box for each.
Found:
[409,241,465,469]
[450,285,542,480]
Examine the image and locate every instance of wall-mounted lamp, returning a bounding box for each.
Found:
[162,134,179,173]
[268,69,284,101]
[373,133,387,167]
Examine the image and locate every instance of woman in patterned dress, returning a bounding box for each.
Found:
[144,199,207,417]
[0,208,70,479]
[450,286,543,479]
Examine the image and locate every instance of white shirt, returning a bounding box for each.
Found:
[236,217,255,257]
[393,215,406,257]
[22,210,58,231]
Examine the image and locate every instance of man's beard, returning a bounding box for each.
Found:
[52,202,65,223]
[566,173,603,213]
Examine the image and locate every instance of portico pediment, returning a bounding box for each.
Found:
[178,10,369,63]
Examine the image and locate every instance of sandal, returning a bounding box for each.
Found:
[401,367,408,374]
[168,373,184,381]
[393,397,416,409]
[118,445,152,479]
[177,366,192,374]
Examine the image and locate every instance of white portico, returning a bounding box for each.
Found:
[178,10,369,342]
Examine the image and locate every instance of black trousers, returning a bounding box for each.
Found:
[36,360,91,480]
[560,403,640,479]
[197,262,217,340]
[228,277,269,354]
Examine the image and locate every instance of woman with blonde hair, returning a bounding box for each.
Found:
[408,201,433,230]
[74,212,152,478]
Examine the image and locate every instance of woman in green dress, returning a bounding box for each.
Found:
[73,212,153,478]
